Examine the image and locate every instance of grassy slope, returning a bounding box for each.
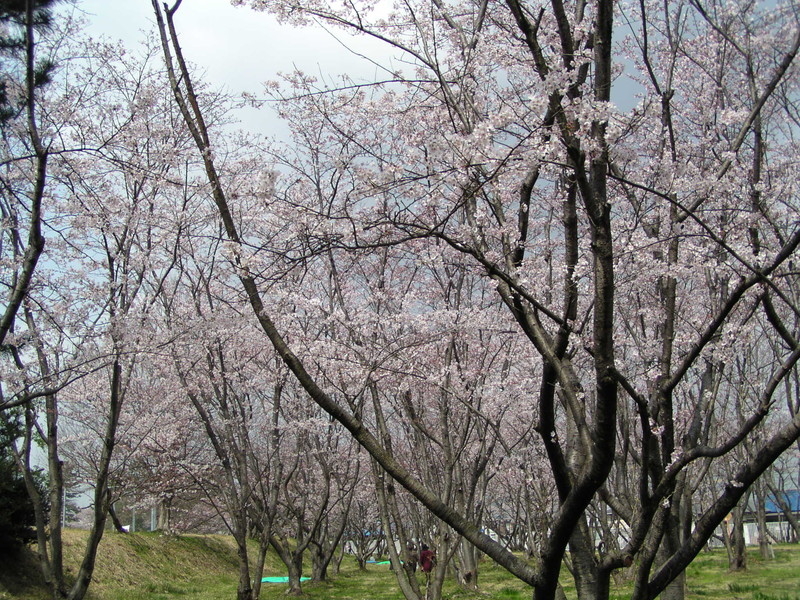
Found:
[1,531,799,600]
[1,530,251,600]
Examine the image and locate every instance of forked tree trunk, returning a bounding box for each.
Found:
[310,501,350,582]
[270,535,305,596]
[11,406,62,597]
[310,544,329,582]
[285,551,304,596]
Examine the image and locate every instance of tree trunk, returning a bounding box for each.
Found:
[755,483,775,560]
[425,569,445,600]
[234,529,254,600]
[310,505,348,582]
[369,387,423,600]
[250,534,270,600]
[67,488,113,600]
[270,536,304,596]
[310,544,329,582]
[455,539,479,590]
[66,358,125,600]
[568,521,601,600]
[157,497,173,533]
[31,319,67,598]
[331,541,345,575]
[108,504,127,534]
[285,551,304,596]
[728,505,747,571]
[658,487,687,600]
[14,406,62,598]
[372,465,422,600]
[658,546,686,600]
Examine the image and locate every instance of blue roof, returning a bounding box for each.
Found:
[764,490,800,513]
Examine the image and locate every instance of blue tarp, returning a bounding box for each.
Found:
[764,490,800,513]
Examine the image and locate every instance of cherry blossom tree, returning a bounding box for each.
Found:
[165,288,283,600]
[265,398,358,592]
[0,22,207,598]
[153,2,800,600]
[343,474,384,569]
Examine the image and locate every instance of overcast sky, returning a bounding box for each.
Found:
[73,0,393,135]
[73,1,638,120]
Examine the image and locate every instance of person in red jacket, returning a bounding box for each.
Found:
[419,543,435,573]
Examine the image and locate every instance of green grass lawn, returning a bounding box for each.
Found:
[682,546,800,600]
[259,546,800,600]
[2,531,799,600]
